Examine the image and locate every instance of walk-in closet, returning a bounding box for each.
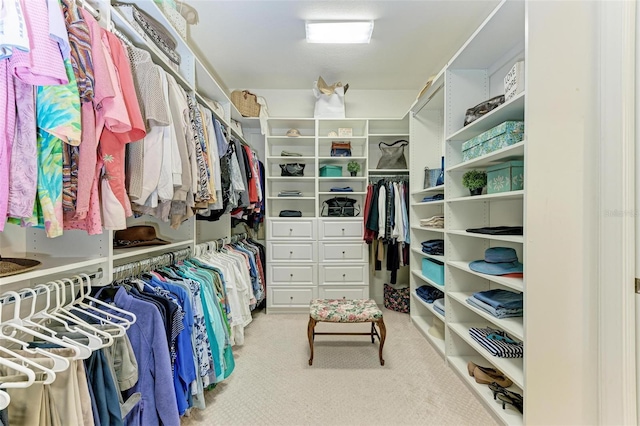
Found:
[0,0,637,424]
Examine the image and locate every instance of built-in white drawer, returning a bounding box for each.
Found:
[267,219,316,240]
[318,286,369,300]
[319,264,367,285]
[268,242,316,262]
[268,264,317,285]
[319,241,367,262]
[269,287,317,307]
[319,219,363,239]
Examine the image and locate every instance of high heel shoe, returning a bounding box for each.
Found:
[467,362,513,387]
[488,382,522,402]
[473,368,513,387]
[497,393,523,414]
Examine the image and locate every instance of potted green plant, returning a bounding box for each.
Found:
[347,161,361,176]
[462,170,487,196]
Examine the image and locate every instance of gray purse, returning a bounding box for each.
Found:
[376,140,408,169]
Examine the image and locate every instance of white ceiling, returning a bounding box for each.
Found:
[186,0,501,91]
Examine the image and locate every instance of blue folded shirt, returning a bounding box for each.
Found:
[433,298,445,315]
[472,289,523,310]
[416,285,444,303]
[329,187,354,192]
[466,296,523,319]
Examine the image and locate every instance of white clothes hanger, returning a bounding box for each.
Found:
[0,356,36,389]
[0,345,56,385]
[0,390,9,410]
[43,281,112,349]
[75,273,136,326]
[0,292,90,360]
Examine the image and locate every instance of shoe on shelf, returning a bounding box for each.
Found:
[473,367,513,387]
[497,392,524,414]
[467,361,499,377]
[466,361,513,387]
[488,382,522,403]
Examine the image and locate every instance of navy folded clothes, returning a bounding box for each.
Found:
[433,298,445,316]
[329,187,354,192]
[416,285,444,303]
[472,288,523,310]
[469,327,523,358]
[466,296,523,319]
[421,239,444,255]
[466,226,523,235]
[421,194,445,202]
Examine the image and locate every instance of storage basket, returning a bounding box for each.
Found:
[462,121,524,162]
[487,160,524,194]
[423,167,442,189]
[383,283,410,313]
[231,90,261,117]
[422,258,444,286]
[319,165,342,177]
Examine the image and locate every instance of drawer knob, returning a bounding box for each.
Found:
[289,228,293,232]
[290,251,293,255]
[290,273,293,278]
[342,274,346,278]
[342,251,345,255]
[341,228,345,232]
[290,296,294,300]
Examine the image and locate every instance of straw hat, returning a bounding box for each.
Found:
[286,128,301,137]
[113,226,170,248]
[0,256,42,278]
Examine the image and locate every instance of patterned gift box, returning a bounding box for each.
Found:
[462,121,525,162]
[486,160,524,194]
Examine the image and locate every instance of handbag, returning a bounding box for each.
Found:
[280,163,305,177]
[321,197,360,217]
[330,141,352,157]
[383,283,410,314]
[231,90,261,117]
[464,95,505,126]
[376,140,408,169]
[279,210,302,217]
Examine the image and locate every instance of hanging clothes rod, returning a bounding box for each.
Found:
[112,248,192,281]
[0,269,104,305]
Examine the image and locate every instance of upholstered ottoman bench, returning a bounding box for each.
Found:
[307,299,386,366]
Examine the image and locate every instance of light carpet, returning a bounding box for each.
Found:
[181,308,498,426]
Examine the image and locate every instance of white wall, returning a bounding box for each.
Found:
[244,89,416,119]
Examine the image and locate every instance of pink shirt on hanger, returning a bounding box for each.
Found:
[64,9,119,234]
[9,0,67,86]
[99,30,145,229]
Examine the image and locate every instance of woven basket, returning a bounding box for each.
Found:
[231,90,261,117]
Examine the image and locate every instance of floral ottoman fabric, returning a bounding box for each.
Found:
[310,299,382,322]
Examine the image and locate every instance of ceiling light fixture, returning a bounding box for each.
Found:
[305,21,374,44]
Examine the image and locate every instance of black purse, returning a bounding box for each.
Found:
[321,197,360,217]
[280,163,305,177]
[464,95,505,126]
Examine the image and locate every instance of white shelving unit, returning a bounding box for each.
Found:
[408,1,526,424]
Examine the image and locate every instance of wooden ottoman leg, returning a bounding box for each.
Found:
[376,318,386,366]
[307,317,317,366]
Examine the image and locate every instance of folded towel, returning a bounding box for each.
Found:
[469,327,523,358]
[420,215,445,228]
[466,296,523,319]
[472,289,523,310]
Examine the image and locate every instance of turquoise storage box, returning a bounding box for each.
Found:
[319,165,342,177]
[422,258,444,286]
[462,121,525,162]
[486,160,524,194]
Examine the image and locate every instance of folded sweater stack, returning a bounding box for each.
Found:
[420,215,444,228]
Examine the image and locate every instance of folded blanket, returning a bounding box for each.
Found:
[472,289,523,310]
[466,296,523,319]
